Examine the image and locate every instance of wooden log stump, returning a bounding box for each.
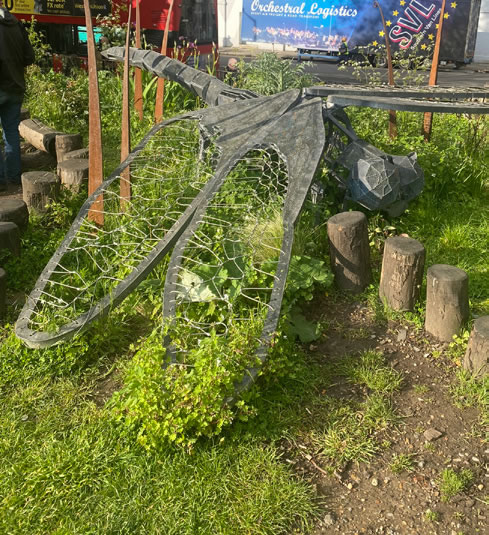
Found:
[21,149,56,171]
[62,147,89,161]
[22,171,60,212]
[56,134,83,162]
[0,222,21,256]
[57,159,89,192]
[327,211,371,293]
[463,316,489,376]
[0,268,5,318]
[19,119,61,156]
[0,199,29,232]
[379,236,425,311]
[425,264,469,342]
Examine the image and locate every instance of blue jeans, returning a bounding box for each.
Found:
[0,90,23,186]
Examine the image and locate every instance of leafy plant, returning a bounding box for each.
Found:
[239,53,316,95]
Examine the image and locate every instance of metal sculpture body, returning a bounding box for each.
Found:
[15,47,489,399]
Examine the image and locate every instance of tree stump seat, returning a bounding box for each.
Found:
[62,147,89,161]
[0,222,21,256]
[463,316,489,377]
[56,134,83,162]
[379,236,425,311]
[21,171,60,213]
[0,199,29,232]
[425,264,469,342]
[327,211,371,293]
[57,159,89,192]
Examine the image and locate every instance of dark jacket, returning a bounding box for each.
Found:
[0,8,35,95]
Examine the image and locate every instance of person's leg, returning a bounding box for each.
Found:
[0,94,22,185]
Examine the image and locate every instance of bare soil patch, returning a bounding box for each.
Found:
[292,299,488,535]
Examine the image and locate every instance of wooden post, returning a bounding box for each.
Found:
[379,236,425,311]
[0,199,29,232]
[55,133,82,162]
[327,211,371,293]
[0,222,21,256]
[84,0,104,225]
[423,0,446,141]
[463,317,489,377]
[425,264,469,341]
[154,0,175,123]
[21,171,60,212]
[374,1,397,138]
[134,0,143,121]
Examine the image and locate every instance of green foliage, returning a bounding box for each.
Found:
[239,53,316,95]
[438,468,474,502]
[112,320,264,449]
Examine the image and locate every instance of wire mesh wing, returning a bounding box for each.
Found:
[15,117,220,348]
[162,97,325,399]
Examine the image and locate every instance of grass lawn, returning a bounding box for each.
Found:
[0,62,487,533]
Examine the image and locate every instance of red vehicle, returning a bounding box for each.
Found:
[8,0,218,70]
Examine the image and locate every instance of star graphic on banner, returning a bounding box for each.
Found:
[436,24,439,29]
[379,30,385,37]
[393,10,399,16]
[444,12,449,19]
[421,44,427,50]
[386,20,392,27]
[372,40,378,47]
[428,34,434,40]
[400,0,406,6]
[451,2,457,8]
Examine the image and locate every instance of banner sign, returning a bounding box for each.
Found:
[6,0,110,17]
[241,0,469,53]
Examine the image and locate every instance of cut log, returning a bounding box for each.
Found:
[57,159,89,192]
[379,236,425,311]
[425,264,469,342]
[62,147,89,161]
[21,149,56,171]
[21,171,60,212]
[327,211,371,293]
[463,316,489,376]
[0,268,5,317]
[19,119,61,156]
[0,222,21,256]
[0,199,29,232]
[56,133,83,162]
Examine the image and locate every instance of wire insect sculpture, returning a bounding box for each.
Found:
[15,47,489,399]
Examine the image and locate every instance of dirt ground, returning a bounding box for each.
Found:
[291,300,488,535]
